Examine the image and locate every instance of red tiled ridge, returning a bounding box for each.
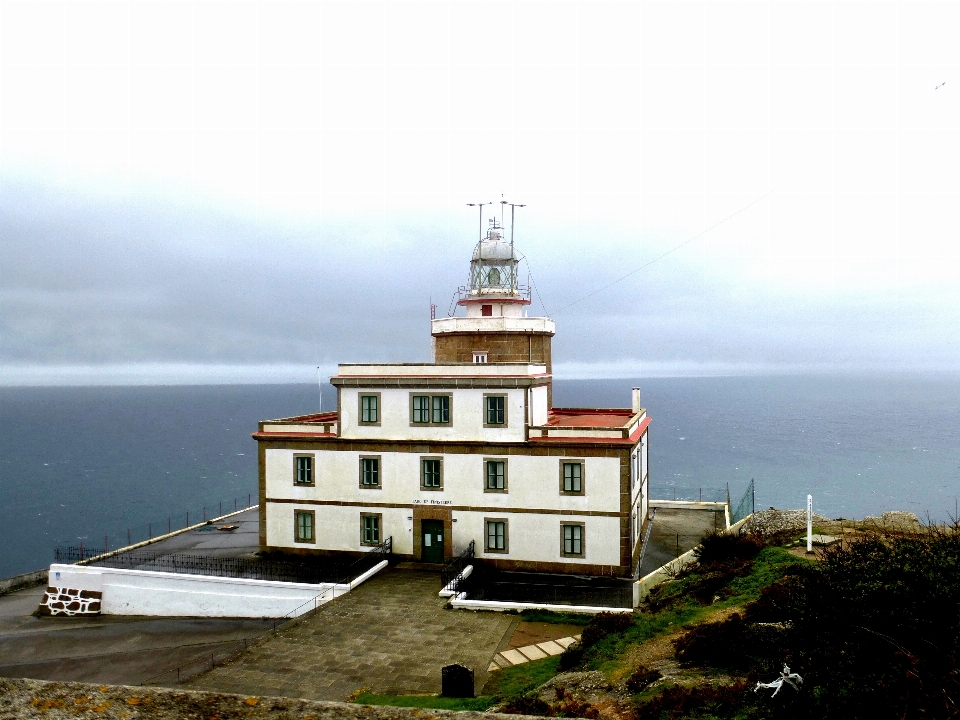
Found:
[530,416,651,445]
[546,407,635,428]
[270,411,338,424]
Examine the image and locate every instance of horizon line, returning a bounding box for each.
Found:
[2,362,959,387]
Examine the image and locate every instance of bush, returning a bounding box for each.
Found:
[553,688,601,718]
[580,611,634,648]
[500,696,554,716]
[556,642,585,672]
[625,664,662,693]
[633,681,761,720]
[694,531,763,566]
[672,612,785,676]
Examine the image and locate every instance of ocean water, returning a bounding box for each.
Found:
[2,376,959,578]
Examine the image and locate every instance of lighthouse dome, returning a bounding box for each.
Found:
[471,227,515,262]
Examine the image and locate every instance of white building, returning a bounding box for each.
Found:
[255,220,650,577]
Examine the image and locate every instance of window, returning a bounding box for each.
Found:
[361,513,381,545]
[485,519,507,553]
[485,459,506,492]
[294,455,314,486]
[359,456,380,488]
[411,394,452,426]
[560,460,584,495]
[359,393,380,425]
[473,352,488,363]
[432,395,450,424]
[562,523,584,557]
[481,304,493,317]
[484,394,507,426]
[294,510,315,543]
[421,457,443,490]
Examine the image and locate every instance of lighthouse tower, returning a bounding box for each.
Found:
[431,218,556,404]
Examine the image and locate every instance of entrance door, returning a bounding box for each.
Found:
[421,520,445,563]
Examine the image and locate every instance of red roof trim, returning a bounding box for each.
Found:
[528,416,651,446]
[455,297,532,305]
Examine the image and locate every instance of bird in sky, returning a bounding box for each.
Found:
[935,82,946,90]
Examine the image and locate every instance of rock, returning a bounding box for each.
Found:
[745,509,830,535]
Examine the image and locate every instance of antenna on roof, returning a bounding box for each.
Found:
[502,201,525,251]
[466,202,492,242]
[317,366,323,413]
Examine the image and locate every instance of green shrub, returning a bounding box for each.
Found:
[499,695,554,716]
[694,531,763,566]
[625,664,663,693]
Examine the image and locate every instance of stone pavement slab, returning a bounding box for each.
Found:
[537,641,565,656]
[186,569,514,701]
[498,649,527,666]
[517,645,547,661]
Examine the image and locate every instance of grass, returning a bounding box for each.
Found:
[351,692,497,711]
[518,608,592,625]
[350,656,563,711]
[581,546,811,677]
[483,655,563,697]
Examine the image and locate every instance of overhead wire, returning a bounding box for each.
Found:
[551,184,784,314]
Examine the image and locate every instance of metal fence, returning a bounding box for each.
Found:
[55,537,392,587]
[730,479,755,524]
[464,577,633,608]
[650,485,728,503]
[440,540,474,595]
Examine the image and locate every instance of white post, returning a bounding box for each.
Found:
[806,494,813,554]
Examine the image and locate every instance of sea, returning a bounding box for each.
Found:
[2,375,959,579]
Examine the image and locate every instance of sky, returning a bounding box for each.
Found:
[2,1,959,385]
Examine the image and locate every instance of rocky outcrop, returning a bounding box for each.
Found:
[861,511,922,531]
[745,509,830,535]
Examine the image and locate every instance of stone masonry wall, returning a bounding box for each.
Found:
[37,586,102,616]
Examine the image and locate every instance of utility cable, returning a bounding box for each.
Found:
[552,184,784,314]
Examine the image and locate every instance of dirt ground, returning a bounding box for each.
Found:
[506,622,585,649]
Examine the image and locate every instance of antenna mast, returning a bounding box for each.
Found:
[466,202,492,242]
[502,200,525,252]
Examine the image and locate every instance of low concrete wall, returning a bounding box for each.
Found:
[44,560,388,618]
[450,597,632,614]
[633,512,755,605]
[0,568,48,596]
[648,500,727,512]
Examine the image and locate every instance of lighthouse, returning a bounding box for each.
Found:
[431,218,556,403]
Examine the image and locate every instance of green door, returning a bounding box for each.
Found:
[421,520,445,563]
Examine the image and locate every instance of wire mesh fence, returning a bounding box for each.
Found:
[731,479,756,524]
[56,537,392,587]
[67,493,258,560]
[649,485,728,503]
[461,568,634,609]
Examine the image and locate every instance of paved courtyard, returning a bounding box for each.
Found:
[638,507,726,576]
[187,568,515,700]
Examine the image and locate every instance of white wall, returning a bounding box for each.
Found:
[266,503,413,555]
[46,563,358,618]
[265,449,624,561]
[267,450,623,514]
[454,511,622,566]
[530,385,548,426]
[339,387,527,442]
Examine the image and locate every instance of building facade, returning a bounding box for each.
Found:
[255,221,650,577]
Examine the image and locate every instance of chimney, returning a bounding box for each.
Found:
[632,387,642,413]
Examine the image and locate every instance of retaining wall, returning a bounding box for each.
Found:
[40,560,387,618]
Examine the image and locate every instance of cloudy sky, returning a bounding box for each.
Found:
[2,1,959,385]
